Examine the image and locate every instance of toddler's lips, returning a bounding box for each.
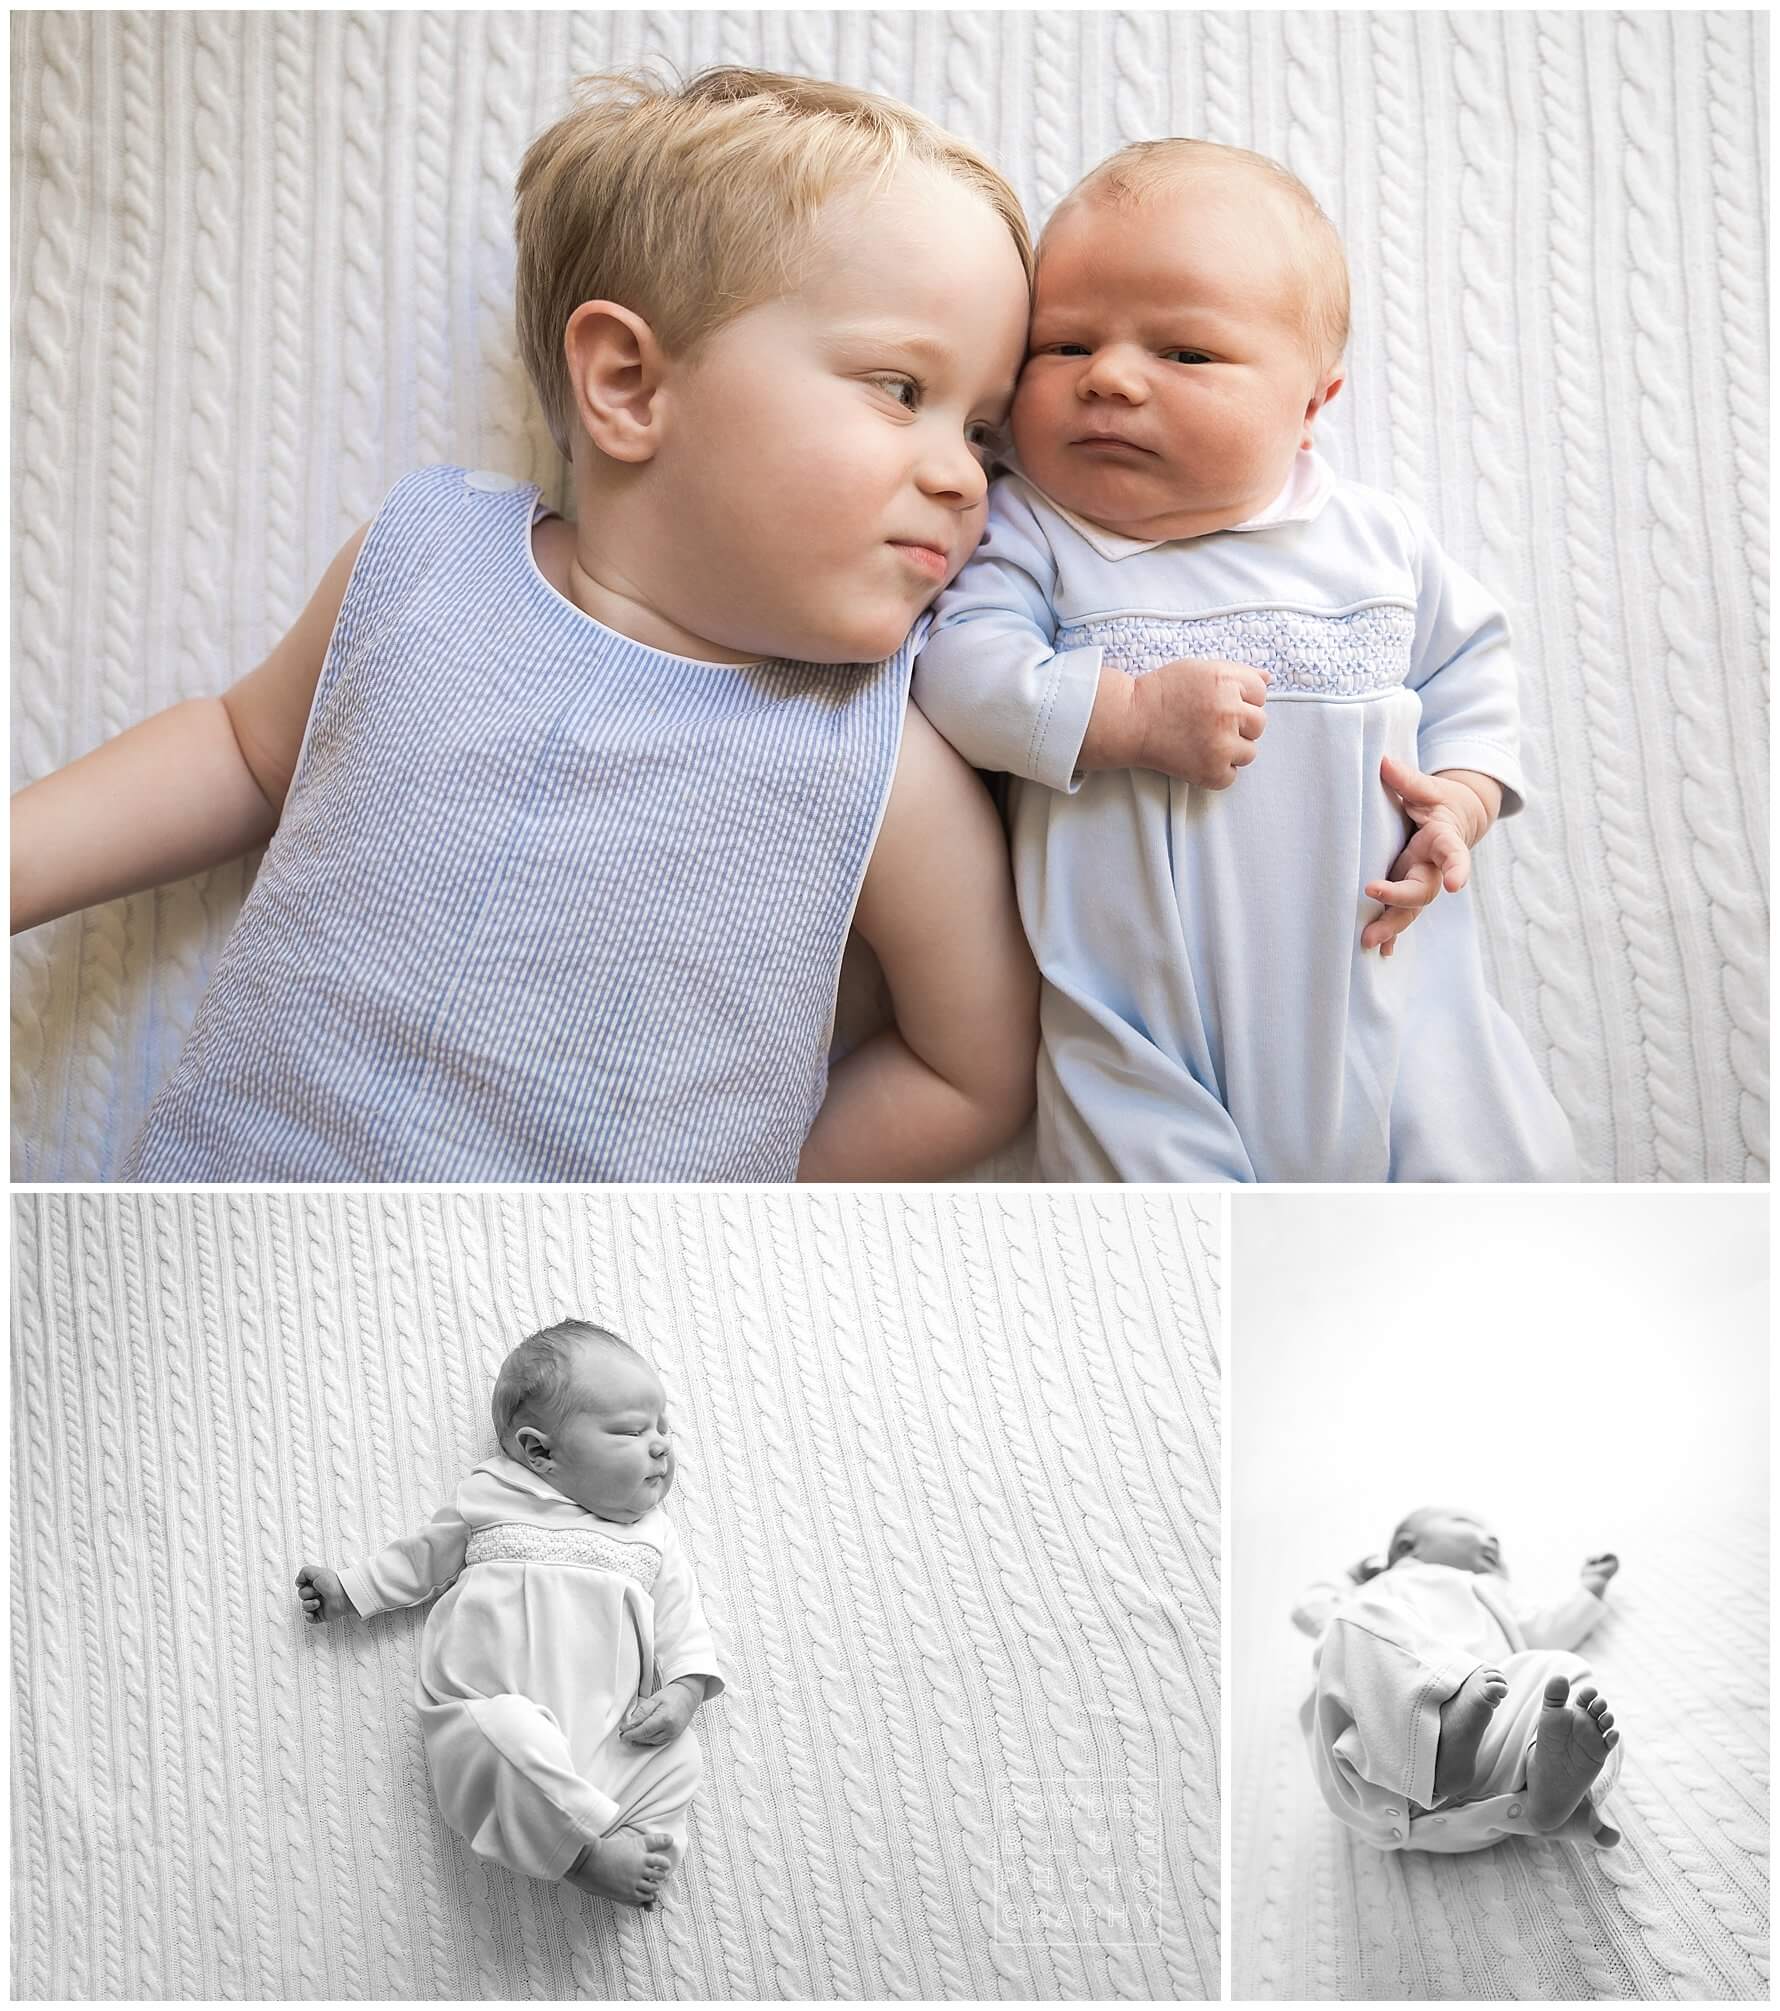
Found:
[889,540,951,580]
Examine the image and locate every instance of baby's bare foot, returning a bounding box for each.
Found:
[566,1828,674,1907]
[1432,1664,1509,1800]
[1526,1674,1617,1831]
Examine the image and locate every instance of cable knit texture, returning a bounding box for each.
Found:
[1234,1508,1769,1998]
[10,1188,1221,2000]
[7,12,1767,1183]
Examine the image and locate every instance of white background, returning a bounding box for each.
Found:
[1232,1187,1768,1613]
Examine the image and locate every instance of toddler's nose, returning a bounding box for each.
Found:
[917,439,988,508]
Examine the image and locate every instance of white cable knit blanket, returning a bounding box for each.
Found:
[8,10,1769,1182]
[10,1188,1220,2000]
[1233,1509,1770,1999]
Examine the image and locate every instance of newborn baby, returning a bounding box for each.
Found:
[916,138,1577,1182]
[297,1320,721,1907]
[1292,1507,1621,1853]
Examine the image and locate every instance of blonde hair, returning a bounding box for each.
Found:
[516,65,1034,458]
[1055,138,1350,372]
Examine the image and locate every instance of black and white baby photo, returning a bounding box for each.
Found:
[1230,1188,1768,2000]
[11,1187,1218,2000]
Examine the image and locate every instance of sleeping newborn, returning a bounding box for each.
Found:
[1292,1506,1621,1853]
[296,1319,722,1906]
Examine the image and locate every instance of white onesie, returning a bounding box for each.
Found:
[341,1453,723,1883]
[914,453,1578,1183]
[1293,1559,1622,1854]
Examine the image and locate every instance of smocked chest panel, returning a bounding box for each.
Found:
[1057,601,1417,697]
[464,1521,663,1592]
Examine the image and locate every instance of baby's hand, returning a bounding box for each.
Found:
[1580,1552,1620,1597]
[619,1678,702,1747]
[1362,757,1496,955]
[1081,658,1269,787]
[295,1562,350,1624]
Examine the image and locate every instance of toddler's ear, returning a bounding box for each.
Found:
[564,301,668,465]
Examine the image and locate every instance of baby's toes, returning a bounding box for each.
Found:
[1572,1683,1598,1711]
[1482,1670,1509,1701]
[1602,1726,1620,1750]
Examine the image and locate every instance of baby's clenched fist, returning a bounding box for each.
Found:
[1579,1552,1619,1598]
[295,1561,350,1624]
[1081,657,1269,787]
[619,1678,702,1747]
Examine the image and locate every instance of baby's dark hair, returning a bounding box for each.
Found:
[491,1317,641,1455]
[1350,1509,1428,1583]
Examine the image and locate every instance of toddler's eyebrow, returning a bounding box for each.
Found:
[829,323,955,370]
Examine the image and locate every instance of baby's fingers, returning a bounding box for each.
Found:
[1379,751,1443,809]
[1361,904,1419,954]
[1424,825,1472,894]
[1364,860,1441,911]
[1362,857,1441,953]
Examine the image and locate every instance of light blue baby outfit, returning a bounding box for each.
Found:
[914,452,1577,1183]
[125,466,910,1181]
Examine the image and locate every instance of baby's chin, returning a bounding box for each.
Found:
[1016,441,1198,540]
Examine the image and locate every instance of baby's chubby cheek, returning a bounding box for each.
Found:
[1008,368,1051,460]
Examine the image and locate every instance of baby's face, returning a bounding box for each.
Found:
[1400,1508,1503,1575]
[1011,177,1337,541]
[517,1348,676,1524]
[652,162,1029,664]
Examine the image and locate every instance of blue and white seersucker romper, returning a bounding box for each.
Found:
[125,466,910,1181]
[914,452,1577,1183]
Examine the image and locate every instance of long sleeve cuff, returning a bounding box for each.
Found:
[1403,1650,1484,1812]
[1027,643,1104,792]
[1418,737,1527,819]
[337,1562,379,1618]
[912,630,1103,788]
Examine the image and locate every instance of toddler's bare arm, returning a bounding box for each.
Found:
[800,705,1037,1179]
[11,525,366,933]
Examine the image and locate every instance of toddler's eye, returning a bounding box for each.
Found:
[873,374,921,411]
[1041,343,1092,358]
[1164,349,1213,366]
